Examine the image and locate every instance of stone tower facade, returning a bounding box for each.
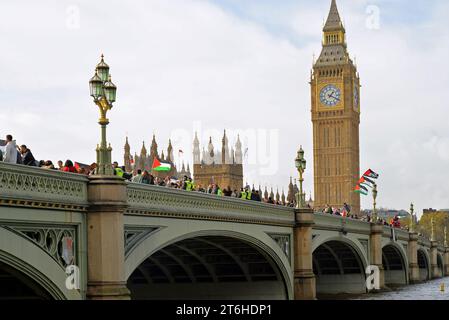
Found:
[311,0,361,214]
[193,130,243,191]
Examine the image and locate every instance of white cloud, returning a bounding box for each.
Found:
[0,0,447,216]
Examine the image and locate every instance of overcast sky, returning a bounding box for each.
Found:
[1,0,448,216]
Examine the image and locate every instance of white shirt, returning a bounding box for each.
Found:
[4,140,18,164]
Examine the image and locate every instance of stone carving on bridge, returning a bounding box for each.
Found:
[0,163,88,211]
[124,226,159,256]
[2,224,77,268]
[268,233,291,261]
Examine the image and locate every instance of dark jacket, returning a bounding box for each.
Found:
[16,150,22,164]
[22,150,36,166]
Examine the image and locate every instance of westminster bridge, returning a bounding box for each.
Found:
[0,162,448,300]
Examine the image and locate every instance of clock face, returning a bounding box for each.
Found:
[354,85,359,107]
[320,85,341,107]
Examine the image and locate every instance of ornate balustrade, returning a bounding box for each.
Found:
[0,162,89,211]
[313,213,371,234]
[126,182,295,227]
[383,225,410,241]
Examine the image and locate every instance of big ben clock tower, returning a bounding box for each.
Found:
[311,0,361,214]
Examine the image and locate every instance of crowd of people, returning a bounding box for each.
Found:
[0,136,295,206]
[321,202,405,229]
[120,166,299,207]
[321,203,358,219]
[0,134,97,174]
[0,134,411,228]
[362,215,403,229]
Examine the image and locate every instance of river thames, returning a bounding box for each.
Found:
[355,278,449,300]
[318,278,449,300]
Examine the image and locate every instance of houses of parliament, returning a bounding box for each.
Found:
[123,131,244,191]
[123,0,361,213]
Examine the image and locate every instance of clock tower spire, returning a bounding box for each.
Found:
[311,0,361,215]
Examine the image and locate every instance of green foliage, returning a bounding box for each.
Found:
[417,212,449,243]
[400,216,411,229]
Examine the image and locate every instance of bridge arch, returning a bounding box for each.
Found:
[417,248,430,281]
[382,243,408,285]
[312,237,368,296]
[125,227,293,300]
[0,226,81,300]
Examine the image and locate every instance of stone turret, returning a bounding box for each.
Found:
[205,137,214,165]
[235,135,243,164]
[124,137,131,172]
[193,130,243,191]
[193,132,201,165]
[139,142,147,170]
[150,134,158,165]
[222,130,230,165]
[294,179,299,197]
[287,177,295,203]
[167,139,174,163]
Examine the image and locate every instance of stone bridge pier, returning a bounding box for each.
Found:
[86,176,130,300]
[293,208,316,300]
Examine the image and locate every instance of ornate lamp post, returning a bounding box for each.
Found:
[89,55,117,175]
[409,203,415,233]
[444,225,448,248]
[431,217,436,242]
[294,146,307,209]
[372,182,378,223]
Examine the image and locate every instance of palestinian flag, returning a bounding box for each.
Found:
[355,185,368,196]
[364,169,379,179]
[358,176,374,188]
[152,158,172,172]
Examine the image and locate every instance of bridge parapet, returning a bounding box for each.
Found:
[313,213,371,234]
[126,183,295,227]
[0,162,89,211]
[418,236,431,248]
[382,225,410,242]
